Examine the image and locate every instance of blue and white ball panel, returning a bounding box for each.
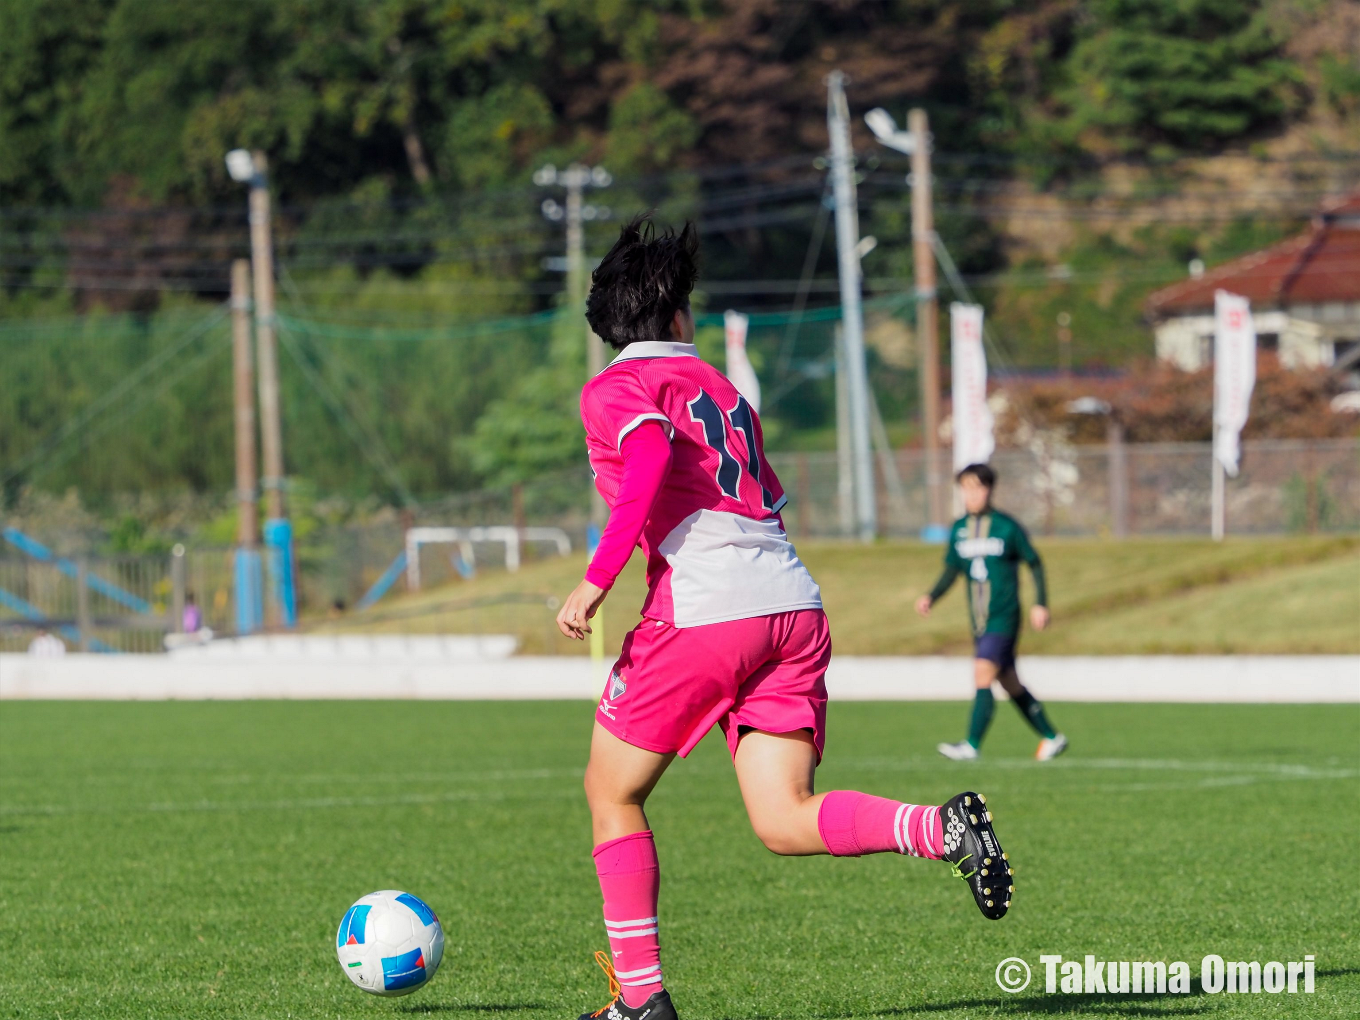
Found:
[382,946,428,991]
[336,890,444,997]
[396,892,437,926]
[337,904,371,946]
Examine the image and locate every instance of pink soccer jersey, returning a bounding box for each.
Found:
[580,340,822,627]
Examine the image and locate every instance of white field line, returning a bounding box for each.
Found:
[0,785,581,818]
[3,759,1353,816]
[835,756,1358,779]
[0,766,584,789]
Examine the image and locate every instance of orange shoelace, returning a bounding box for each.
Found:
[589,950,623,1017]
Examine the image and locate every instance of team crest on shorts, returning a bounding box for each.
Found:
[599,670,627,720]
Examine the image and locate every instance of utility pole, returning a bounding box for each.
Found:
[867,105,944,536]
[536,161,612,527]
[826,71,876,543]
[231,260,258,548]
[834,324,854,537]
[908,108,944,533]
[227,147,294,627]
[246,151,285,521]
[230,259,263,634]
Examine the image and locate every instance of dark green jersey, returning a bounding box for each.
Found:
[928,508,1047,637]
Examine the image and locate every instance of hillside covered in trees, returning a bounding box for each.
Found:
[5,0,1354,207]
[1,0,1357,508]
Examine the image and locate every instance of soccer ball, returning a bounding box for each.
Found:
[336,890,444,996]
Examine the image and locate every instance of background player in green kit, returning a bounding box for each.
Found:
[915,463,1069,761]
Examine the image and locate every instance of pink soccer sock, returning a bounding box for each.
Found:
[816,791,945,859]
[593,831,664,1007]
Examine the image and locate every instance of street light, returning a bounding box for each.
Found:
[225,148,257,183]
[864,108,916,155]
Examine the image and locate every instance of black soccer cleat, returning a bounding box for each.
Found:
[940,791,1013,920]
[577,989,677,1020]
[578,951,678,1020]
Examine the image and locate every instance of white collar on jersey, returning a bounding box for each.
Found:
[607,341,699,365]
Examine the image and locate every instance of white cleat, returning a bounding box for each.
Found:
[1036,733,1069,761]
[937,740,980,761]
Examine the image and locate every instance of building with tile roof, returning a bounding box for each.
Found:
[1147,192,1360,374]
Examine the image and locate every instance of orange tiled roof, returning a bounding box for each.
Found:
[1147,191,1360,317]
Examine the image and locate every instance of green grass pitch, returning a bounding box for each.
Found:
[1,700,1356,1018]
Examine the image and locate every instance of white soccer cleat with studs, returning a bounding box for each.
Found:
[1036,734,1069,761]
[937,740,980,761]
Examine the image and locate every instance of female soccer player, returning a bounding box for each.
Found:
[557,218,1013,1020]
[916,464,1068,762]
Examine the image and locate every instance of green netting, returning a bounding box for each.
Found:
[1,292,922,502]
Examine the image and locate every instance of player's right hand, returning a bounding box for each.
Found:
[557,578,608,640]
[914,595,933,618]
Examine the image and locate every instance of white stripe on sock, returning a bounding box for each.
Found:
[923,806,939,857]
[604,916,658,929]
[607,927,659,939]
[620,976,664,987]
[891,803,906,855]
[901,804,918,857]
[615,964,661,980]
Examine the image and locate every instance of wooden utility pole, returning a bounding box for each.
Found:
[249,150,285,520]
[231,260,258,547]
[910,108,945,530]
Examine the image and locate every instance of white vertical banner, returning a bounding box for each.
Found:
[723,309,761,412]
[1213,290,1256,477]
[950,302,994,471]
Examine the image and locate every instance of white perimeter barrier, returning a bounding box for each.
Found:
[1,654,1356,703]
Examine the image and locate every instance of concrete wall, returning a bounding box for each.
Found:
[2,653,1356,703]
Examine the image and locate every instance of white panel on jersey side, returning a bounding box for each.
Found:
[657,509,822,628]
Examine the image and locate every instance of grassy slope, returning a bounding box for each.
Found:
[0,701,1356,1019]
[319,536,1360,656]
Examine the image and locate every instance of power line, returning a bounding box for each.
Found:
[1,305,230,484]
[6,324,233,486]
[276,265,419,507]
[275,322,418,508]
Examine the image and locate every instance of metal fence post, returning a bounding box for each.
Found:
[76,557,92,652]
[171,543,186,633]
[1108,419,1129,538]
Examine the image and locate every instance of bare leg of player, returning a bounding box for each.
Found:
[733,729,1013,917]
[583,721,674,845]
[733,729,828,855]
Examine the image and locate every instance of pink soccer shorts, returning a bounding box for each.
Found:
[595,609,832,762]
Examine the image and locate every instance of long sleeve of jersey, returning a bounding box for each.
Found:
[1015,524,1048,607]
[584,420,673,591]
[928,540,965,603]
[928,564,960,603]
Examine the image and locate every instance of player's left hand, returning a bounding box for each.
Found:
[557,578,608,640]
[1030,605,1050,631]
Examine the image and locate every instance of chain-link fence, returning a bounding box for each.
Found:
[767,437,1360,538]
[0,552,173,653]
[4,438,1354,651]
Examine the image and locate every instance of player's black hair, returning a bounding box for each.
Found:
[586,215,699,350]
[957,463,996,488]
